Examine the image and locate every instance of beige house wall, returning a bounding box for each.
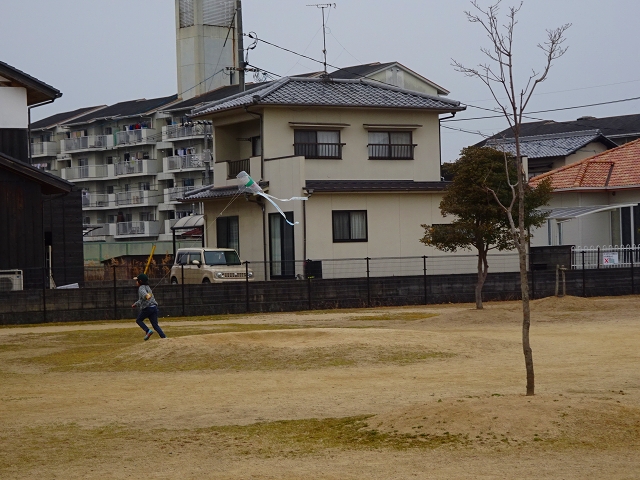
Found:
[305,192,444,259]
[262,107,442,182]
[367,70,440,96]
[562,141,610,167]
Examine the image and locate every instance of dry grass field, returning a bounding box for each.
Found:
[1,295,640,479]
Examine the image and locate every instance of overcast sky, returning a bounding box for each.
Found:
[3,0,640,163]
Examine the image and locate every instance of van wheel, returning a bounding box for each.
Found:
[170,277,178,285]
[202,278,211,284]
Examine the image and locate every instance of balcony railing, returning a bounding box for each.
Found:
[166,152,209,171]
[116,221,160,238]
[294,142,343,159]
[81,193,111,208]
[116,128,157,146]
[115,189,158,206]
[367,144,416,160]
[62,164,109,181]
[227,158,250,179]
[31,142,58,157]
[84,223,116,242]
[166,186,195,202]
[89,193,111,208]
[61,135,113,153]
[163,123,212,141]
[114,159,157,177]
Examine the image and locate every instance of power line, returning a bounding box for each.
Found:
[443,95,640,122]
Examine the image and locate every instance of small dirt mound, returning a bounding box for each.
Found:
[531,295,595,312]
[371,395,640,448]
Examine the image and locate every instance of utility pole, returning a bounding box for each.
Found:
[236,0,245,92]
[307,3,336,74]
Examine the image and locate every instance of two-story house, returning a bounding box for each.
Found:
[182,76,465,279]
[0,60,82,289]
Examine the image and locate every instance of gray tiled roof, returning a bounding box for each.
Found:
[485,130,613,159]
[192,78,464,116]
[180,181,269,201]
[477,114,640,144]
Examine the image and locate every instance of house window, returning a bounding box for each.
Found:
[139,212,154,221]
[107,185,114,194]
[294,130,342,159]
[139,182,150,191]
[82,216,91,226]
[269,212,295,278]
[217,216,240,254]
[332,211,368,242]
[368,131,414,159]
[107,215,116,224]
[557,222,563,246]
[104,127,113,135]
[183,178,195,187]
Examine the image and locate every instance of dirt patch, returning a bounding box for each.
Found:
[2,297,640,478]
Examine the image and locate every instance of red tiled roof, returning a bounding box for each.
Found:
[529,138,640,190]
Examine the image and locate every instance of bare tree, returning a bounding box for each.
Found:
[452,1,570,396]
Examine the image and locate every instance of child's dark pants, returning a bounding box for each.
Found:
[136,306,166,338]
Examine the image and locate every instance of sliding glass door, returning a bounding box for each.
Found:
[269,212,295,279]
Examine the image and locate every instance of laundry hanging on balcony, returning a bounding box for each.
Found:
[236,171,307,226]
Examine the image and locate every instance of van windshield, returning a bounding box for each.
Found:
[204,250,241,266]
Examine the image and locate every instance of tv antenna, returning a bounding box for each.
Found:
[307,3,336,74]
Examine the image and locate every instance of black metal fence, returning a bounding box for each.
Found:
[0,253,638,325]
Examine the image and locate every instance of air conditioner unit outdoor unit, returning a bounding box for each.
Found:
[0,270,23,292]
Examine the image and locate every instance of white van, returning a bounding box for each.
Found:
[170,248,254,284]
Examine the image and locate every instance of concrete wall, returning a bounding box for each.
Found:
[175,0,238,98]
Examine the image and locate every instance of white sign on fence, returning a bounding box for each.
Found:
[603,252,619,265]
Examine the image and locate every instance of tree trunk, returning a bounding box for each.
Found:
[475,247,489,310]
[516,151,535,396]
[518,243,534,395]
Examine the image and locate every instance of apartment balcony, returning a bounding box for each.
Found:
[62,164,109,181]
[164,186,195,203]
[114,159,157,177]
[116,128,157,146]
[83,223,116,242]
[61,135,114,153]
[115,189,160,207]
[164,152,211,172]
[162,123,212,142]
[214,156,260,188]
[115,221,160,239]
[227,158,250,179]
[31,142,58,157]
[81,193,114,209]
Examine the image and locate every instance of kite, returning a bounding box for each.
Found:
[236,171,307,225]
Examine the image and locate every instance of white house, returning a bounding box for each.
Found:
[529,138,640,249]
[181,76,466,279]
